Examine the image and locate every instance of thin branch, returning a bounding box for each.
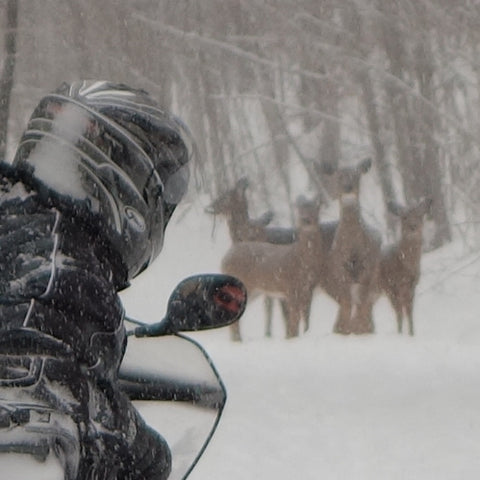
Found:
[131,12,329,83]
[208,92,371,137]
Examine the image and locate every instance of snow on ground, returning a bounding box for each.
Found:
[120,201,480,480]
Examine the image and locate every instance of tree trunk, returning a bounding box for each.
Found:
[258,62,292,207]
[380,4,451,248]
[413,38,451,248]
[317,78,341,201]
[0,0,18,159]
[358,68,397,234]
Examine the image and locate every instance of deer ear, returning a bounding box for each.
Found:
[359,157,372,173]
[258,210,274,226]
[387,201,404,217]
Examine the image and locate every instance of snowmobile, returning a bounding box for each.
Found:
[0,79,247,479]
[0,273,246,479]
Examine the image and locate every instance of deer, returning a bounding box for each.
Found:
[206,178,340,337]
[320,158,381,335]
[220,196,325,341]
[379,198,432,336]
[206,177,296,337]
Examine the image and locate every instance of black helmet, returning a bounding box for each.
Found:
[13,80,194,288]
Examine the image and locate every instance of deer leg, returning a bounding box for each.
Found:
[277,299,288,334]
[333,300,352,335]
[357,300,375,334]
[350,283,361,321]
[285,300,301,339]
[347,283,373,334]
[387,293,403,334]
[286,317,300,338]
[351,304,369,334]
[303,289,314,333]
[349,283,364,334]
[304,296,312,333]
[396,308,403,334]
[264,296,273,338]
[354,288,375,334]
[407,310,414,336]
[406,297,415,336]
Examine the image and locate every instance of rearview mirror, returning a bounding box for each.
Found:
[133,274,247,337]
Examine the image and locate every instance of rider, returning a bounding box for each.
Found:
[0,80,194,478]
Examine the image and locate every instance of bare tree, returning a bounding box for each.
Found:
[4,0,480,248]
[0,0,18,158]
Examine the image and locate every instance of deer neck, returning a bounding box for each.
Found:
[332,201,371,257]
[398,233,423,274]
[295,226,323,255]
[399,233,422,257]
[339,201,362,228]
[227,205,250,240]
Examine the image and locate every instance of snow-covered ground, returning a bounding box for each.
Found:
[120,201,480,480]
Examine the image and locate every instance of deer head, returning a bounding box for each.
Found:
[388,197,432,238]
[319,158,372,205]
[205,177,249,216]
[295,195,321,230]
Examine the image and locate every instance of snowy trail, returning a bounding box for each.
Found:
[120,206,480,480]
[188,326,480,479]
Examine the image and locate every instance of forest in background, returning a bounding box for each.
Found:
[1,0,480,250]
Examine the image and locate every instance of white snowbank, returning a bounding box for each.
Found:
[120,201,480,480]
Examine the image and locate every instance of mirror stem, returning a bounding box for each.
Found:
[134,320,169,338]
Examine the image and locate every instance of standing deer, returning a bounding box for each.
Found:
[379,198,432,336]
[221,196,325,341]
[321,158,381,334]
[206,177,296,337]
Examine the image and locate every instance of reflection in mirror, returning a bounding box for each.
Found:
[132,274,247,337]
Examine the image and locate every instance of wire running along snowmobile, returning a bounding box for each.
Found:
[0,273,247,479]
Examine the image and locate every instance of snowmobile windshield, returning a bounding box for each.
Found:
[120,325,226,480]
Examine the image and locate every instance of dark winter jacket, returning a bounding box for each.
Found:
[0,164,171,479]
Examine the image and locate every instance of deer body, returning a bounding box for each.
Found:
[322,158,381,334]
[221,198,324,340]
[379,199,431,336]
[206,178,296,337]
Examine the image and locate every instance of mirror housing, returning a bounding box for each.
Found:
[133,274,247,337]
